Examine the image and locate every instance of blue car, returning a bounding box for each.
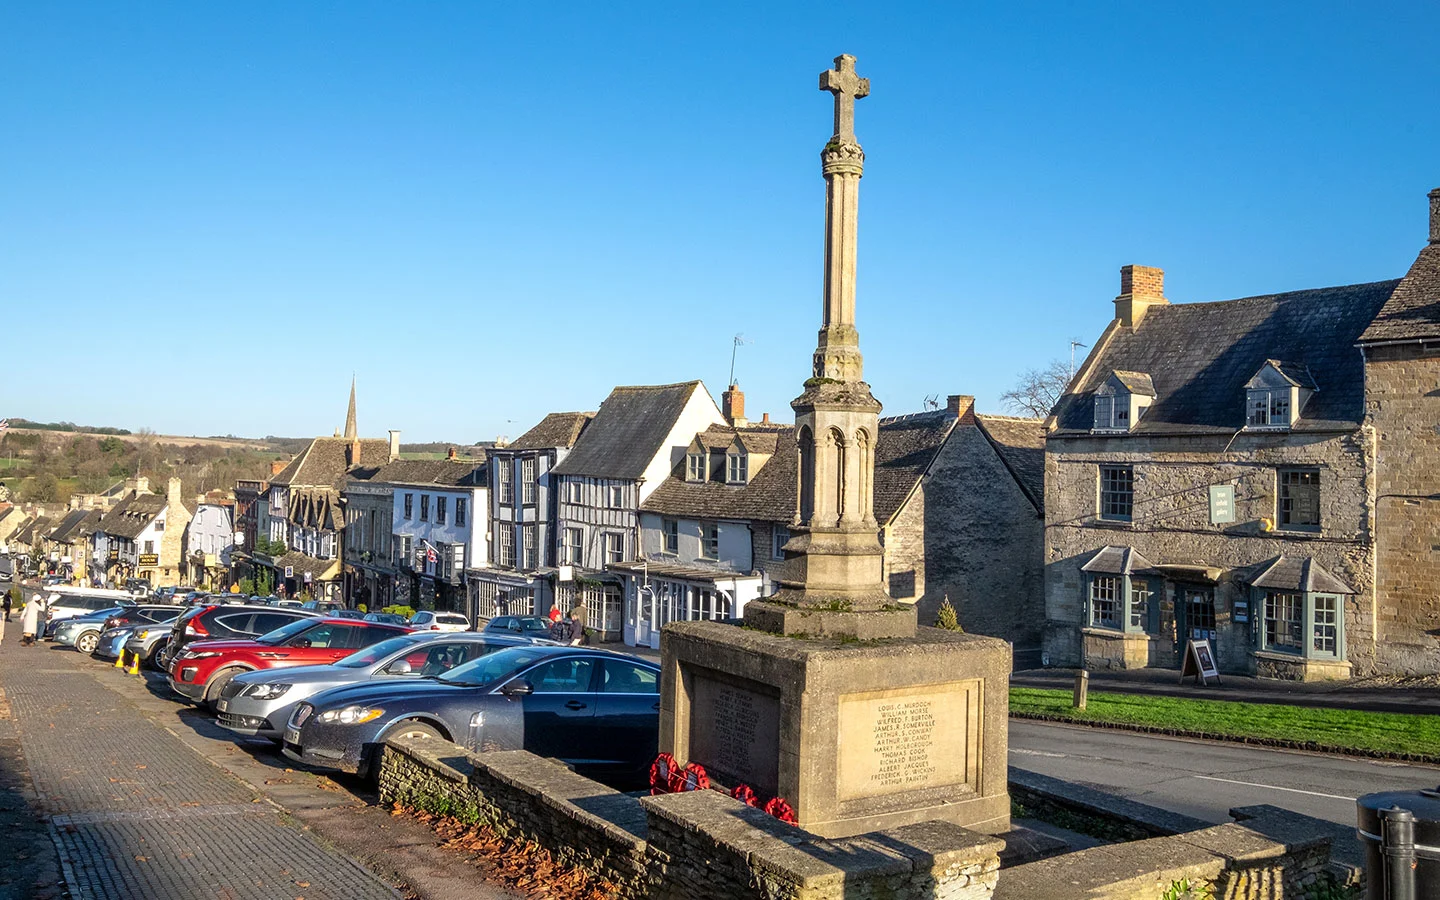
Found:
[281,645,660,783]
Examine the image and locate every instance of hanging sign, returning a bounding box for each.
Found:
[1180,638,1220,686]
[1208,485,1235,524]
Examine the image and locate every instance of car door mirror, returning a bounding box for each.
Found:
[388,660,413,675]
[501,679,534,697]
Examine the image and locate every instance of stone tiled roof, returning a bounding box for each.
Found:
[269,437,391,489]
[1053,280,1400,435]
[1265,360,1318,389]
[1241,555,1354,594]
[270,550,342,583]
[47,509,101,545]
[508,413,594,451]
[641,412,958,525]
[96,492,166,540]
[1360,244,1440,343]
[975,415,1045,513]
[1111,371,1156,397]
[372,459,486,488]
[551,382,704,481]
[287,489,343,531]
[1080,545,1160,576]
[12,516,51,546]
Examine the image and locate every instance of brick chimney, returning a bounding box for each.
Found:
[270,460,286,476]
[388,430,401,462]
[346,437,361,467]
[761,412,771,425]
[447,447,457,460]
[722,384,748,426]
[1429,188,1440,244]
[946,395,975,424]
[1115,265,1169,327]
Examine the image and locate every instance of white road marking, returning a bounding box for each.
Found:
[1010,748,1068,758]
[1191,774,1355,802]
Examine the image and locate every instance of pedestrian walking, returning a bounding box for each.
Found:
[20,596,42,647]
[567,603,587,647]
[547,604,561,624]
[2,589,12,622]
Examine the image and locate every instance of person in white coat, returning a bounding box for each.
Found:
[20,596,42,646]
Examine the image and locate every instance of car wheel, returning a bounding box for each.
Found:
[382,720,445,743]
[205,667,247,709]
[146,640,169,670]
[76,631,99,654]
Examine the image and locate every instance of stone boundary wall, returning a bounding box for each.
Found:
[994,808,1333,900]
[1009,767,1208,841]
[378,736,1003,900]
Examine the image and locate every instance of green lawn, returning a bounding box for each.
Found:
[1010,687,1440,758]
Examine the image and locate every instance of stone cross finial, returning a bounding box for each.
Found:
[820,54,869,141]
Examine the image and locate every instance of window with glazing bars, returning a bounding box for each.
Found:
[1263,591,1303,652]
[1099,466,1133,521]
[1129,580,1152,631]
[1089,576,1119,628]
[522,459,537,504]
[1313,596,1338,654]
[1278,469,1319,530]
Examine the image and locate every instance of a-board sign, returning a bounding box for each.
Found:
[1180,638,1220,685]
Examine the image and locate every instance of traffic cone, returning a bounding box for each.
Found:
[127,653,141,676]
[115,650,126,670]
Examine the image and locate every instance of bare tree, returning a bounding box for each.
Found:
[1000,360,1072,417]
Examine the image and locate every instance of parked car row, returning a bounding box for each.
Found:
[42,594,663,789]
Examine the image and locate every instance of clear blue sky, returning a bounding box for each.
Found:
[3,2,1436,442]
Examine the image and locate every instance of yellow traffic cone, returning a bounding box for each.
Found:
[127,653,141,676]
[115,650,126,670]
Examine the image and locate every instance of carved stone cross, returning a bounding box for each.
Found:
[819,54,869,141]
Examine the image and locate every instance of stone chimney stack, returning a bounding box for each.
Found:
[166,477,183,511]
[388,430,401,462]
[446,447,457,460]
[270,460,286,476]
[1114,265,1169,328]
[946,394,975,423]
[1429,188,1440,244]
[722,384,748,426]
[134,476,150,495]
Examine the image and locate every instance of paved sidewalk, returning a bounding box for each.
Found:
[1013,666,1440,716]
[0,621,402,900]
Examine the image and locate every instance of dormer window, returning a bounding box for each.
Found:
[727,451,748,484]
[1093,371,1155,433]
[686,449,706,482]
[1244,361,1312,431]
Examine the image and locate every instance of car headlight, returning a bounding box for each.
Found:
[187,651,220,660]
[245,683,291,700]
[316,705,385,725]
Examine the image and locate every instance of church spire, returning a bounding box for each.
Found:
[343,377,358,441]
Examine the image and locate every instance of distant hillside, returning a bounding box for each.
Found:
[7,418,131,436]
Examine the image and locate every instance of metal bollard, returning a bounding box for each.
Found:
[1381,805,1417,900]
[1072,670,1089,710]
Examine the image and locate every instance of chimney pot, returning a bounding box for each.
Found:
[1429,188,1440,245]
[761,412,771,424]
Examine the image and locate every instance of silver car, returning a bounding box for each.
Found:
[123,616,181,669]
[217,631,551,741]
[95,623,144,660]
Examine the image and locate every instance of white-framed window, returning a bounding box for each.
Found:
[394,534,413,568]
[662,519,679,555]
[1278,468,1320,531]
[143,540,155,555]
[522,458,537,505]
[603,532,624,565]
[608,484,625,509]
[566,480,583,504]
[771,525,790,560]
[455,497,467,527]
[700,523,719,560]
[498,527,516,568]
[564,527,583,565]
[1262,591,1303,653]
[1088,576,1119,628]
[419,494,430,522]
[522,526,537,570]
[687,451,706,482]
[1098,465,1134,521]
[1247,389,1292,428]
[436,496,447,525]
[727,452,748,484]
[498,465,514,504]
[403,493,413,519]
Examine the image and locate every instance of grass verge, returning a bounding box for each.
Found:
[1010,687,1440,759]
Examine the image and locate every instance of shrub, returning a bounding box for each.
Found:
[383,605,416,620]
[935,596,963,632]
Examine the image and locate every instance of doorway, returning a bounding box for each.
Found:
[1180,586,1217,645]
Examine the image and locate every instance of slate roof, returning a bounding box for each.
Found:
[1110,371,1156,397]
[507,413,594,451]
[375,459,486,488]
[1053,280,1401,435]
[269,437,391,489]
[975,415,1045,513]
[550,382,704,480]
[1264,360,1318,389]
[1080,545,1160,576]
[1241,555,1354,594]
[270,550,342,583]
[641,411,960,525]
[12,516,51,546]
[96,492,166,540]
[1360,244,1440,343]
[48,509,101,545]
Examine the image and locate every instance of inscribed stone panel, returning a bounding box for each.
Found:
[688,672,781,796]
[836,680,980,802]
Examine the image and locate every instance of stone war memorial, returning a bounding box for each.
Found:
[659,53,1012,840]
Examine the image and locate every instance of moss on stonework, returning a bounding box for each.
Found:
[803,376,842,387]
[398,792,488,826]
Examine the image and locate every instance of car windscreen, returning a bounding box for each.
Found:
[333,635,421,668]
[435,646,551,687]
[254,616,318,645]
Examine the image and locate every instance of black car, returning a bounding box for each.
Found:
[482,615,555,638]
[281,646,660,783]
[163,603,319,664]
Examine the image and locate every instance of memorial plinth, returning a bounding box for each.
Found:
[660,620,1011,839]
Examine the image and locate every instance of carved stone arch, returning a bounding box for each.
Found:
[854,427,873,523]
[797,426,815,525]
[828,427,848,523]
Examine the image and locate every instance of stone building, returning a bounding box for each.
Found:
[464,411,592,623]
[90,477,191,588]
[622,394,1045,656]
[1044,187,1440,679]
[341,463,397,611]
[45,508,102,583]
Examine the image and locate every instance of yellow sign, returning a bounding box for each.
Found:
[229,584,240,594]
[138,554,160,566]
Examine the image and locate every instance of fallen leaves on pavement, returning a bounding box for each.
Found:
[394,803,618,899]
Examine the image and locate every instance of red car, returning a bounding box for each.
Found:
[168,616,412,707]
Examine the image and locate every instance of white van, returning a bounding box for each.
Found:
[42,587,135,624]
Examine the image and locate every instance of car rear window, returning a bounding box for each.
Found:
[211,613,257,637]
[436,614,468,625]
